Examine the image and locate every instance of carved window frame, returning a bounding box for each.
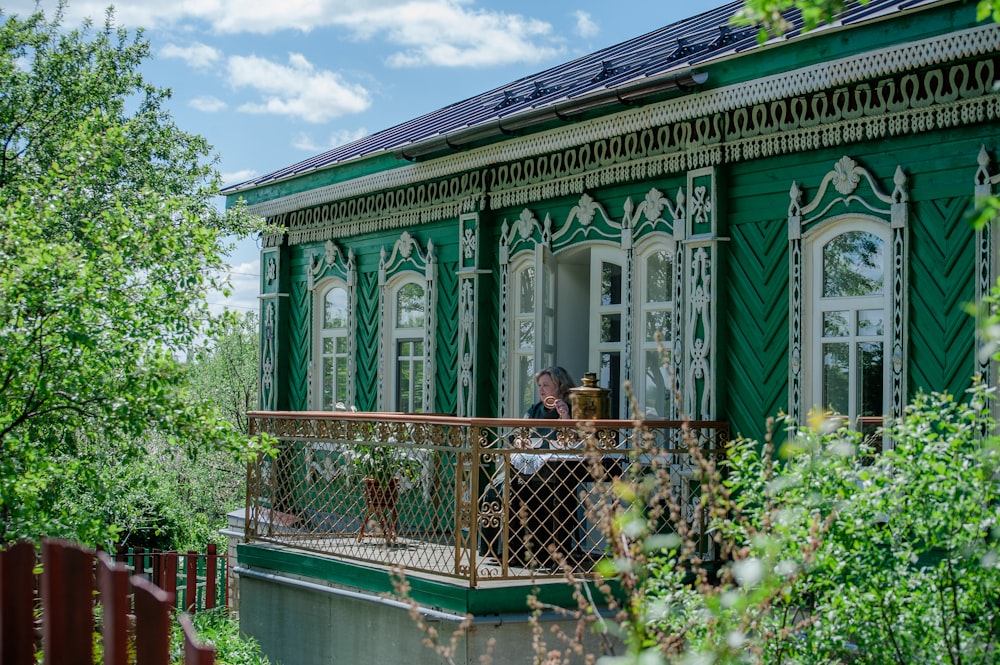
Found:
[379,232,436,413]
[308,240,356,410]
[789,156,908,441]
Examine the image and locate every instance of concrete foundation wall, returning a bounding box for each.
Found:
[238,569,618,665]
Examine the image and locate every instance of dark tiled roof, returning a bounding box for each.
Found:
[221,0,930,194]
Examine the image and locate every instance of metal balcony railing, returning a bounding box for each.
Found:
[246,411,729,586]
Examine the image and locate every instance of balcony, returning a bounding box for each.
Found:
[245,411,729,587]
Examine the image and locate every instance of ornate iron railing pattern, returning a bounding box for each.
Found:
[247,411,729,586]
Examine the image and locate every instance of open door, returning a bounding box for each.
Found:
[535,243,557,377]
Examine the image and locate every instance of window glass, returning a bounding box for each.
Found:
[601,313,621,344]
[324,287,348,328]
[645,251,672,304]
[643,350,669,418]
[518,268,535,313]
[822,342,850,415]
[858,341,883,417]
[822,231,884,297]
[640,249,673,417]
[396,283,425,328]
[857,309,884,336]
[822,311,849,337]
[318,283,350,410]
[601,262,622,305]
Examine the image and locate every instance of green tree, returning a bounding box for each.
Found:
[734,0,1000,41]
[186,311,260,437]
[0,3,264,547]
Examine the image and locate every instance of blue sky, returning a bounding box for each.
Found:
[8,0,730,314]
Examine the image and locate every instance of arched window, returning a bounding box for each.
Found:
[388,277,427,413]
[805,221,890,429]
[315,280,351,410]
[378,232,435,413]
[789,157,908,443]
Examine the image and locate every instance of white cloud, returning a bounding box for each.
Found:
[293,128,370,152]
[160,42,222,69]
[350,3,562,67]
[190,95,227,112]
[12,1,563,69]
[573,11,599,39]
[228,53,372,123]
[206,258,261,314]
[221,169,259,188]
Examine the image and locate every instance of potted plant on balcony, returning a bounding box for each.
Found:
[349,440,424,543]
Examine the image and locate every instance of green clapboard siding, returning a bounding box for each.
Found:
[725,219,789,444]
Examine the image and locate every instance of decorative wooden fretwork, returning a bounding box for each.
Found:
[260,299,277,411]
[308,239,357,409]
[253,24,1000,239]
[258,243,284,411]
[497,187,685,417]
[682,167,719,421]
[457,213,489,416]
[975,145,1000,389]
[378,231,437,412]
[788,156,909,432]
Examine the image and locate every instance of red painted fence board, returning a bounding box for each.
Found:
[42,539,94,665]
[0,541,36,665]
[97,552,130,665]
[1,540,216,665]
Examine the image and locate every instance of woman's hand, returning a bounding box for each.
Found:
[543,395,570,418]
[553,398,570,419]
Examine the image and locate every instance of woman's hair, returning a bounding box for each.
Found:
[535,366,577,399]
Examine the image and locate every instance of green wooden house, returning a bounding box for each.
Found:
[222,1,1000,662]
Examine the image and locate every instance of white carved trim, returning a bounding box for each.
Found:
[788,156,908,436]
[458,212,486,417]
[378,232,437,412]
[309,240,357,410]
[975,145,999,388]
[243,23,1000,220]
[684,243,714,420]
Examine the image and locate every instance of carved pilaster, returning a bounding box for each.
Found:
[458,213,489,416]
[683,167,718,421]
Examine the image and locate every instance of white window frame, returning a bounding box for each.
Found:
[633,237,676,419]
[788,156,908,442]
[589,247,627,418]
[802,218,892,428]
[385,274,427,413]
[313,278,352,410]
[509,254,537,417]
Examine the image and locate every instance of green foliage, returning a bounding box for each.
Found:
[732,0,1000,41]
[169,609,274,665]
[0,3,265,547]
[596,390,1000,664]
[185,312,260,436]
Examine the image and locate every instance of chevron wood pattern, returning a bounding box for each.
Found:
[435,262,459,415]
[907,196,978,398]
[288,279,310,411]
[354,270,380,411]
[725,219,789,443]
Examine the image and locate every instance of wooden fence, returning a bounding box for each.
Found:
[0,539,215,665]
[114,544,228,612]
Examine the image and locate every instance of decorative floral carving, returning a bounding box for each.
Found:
[398,230,414,259]
[517,209,536,239]
[832,156,862,195]
[690,186,712,226]
[643,188,666,221]
[576,193,597,226]
[462,227,476,260]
